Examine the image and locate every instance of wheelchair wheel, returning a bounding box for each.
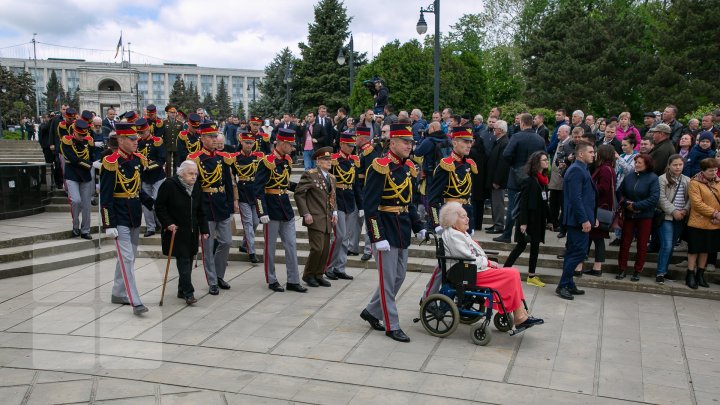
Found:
[419,294,460,338]
[471,324,492,346]
[493,312,514,332]
[458,296,485,325]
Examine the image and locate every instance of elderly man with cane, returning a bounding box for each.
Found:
[155,160,210,305]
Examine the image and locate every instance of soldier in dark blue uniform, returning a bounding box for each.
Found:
[100,123,155,315]
[253,128,307,293]
[144,104,165,139]
[231,129,264,263]
[324,133,361,280]
[423,126,478,299]
[249,116,271,154]
[60,119,95,239]
[189,122,236,295]
[177,113,202,165]
[354,126,383,261]
[135,118,167,237]
[56,107,77,179]
[122,110,139,124]
[359,123,425,343]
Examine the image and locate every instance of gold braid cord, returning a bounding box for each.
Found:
[381,175,412,204]
[333,162,355,185]
[197,160,222,188]
[266,166,289,189]
[444,170,471,199]
[234,161,258,178]
[115,165,140,196]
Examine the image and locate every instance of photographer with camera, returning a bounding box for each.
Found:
[363,77,388,115]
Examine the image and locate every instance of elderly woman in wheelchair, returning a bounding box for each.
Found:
[416,202,543,344]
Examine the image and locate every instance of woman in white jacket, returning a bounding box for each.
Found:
[435,202,544,329]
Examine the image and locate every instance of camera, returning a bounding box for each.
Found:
[362,76,383,96]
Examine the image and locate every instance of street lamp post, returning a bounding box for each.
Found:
[336,34,355,96]
[417,0,440,112]
[246,78,256,103]
[283,63,293,109]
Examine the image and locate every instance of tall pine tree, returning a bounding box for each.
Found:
[44,70,66,113]
[201,93,216,119]
[185,82,200,112]
[215,78,232,119]
[169,75,187,109]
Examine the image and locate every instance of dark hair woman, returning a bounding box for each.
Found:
[503,151,551,287]
[582,145,617,277]
[616,154,660,281]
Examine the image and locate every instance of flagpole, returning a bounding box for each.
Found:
[120,30,124,64]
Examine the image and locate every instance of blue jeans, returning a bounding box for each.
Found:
[500,189,518,239]
[657,219,685,275]
[303,150,316,170]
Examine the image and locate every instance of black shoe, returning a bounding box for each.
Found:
[656,275,665,285]
[185,296,197,305]
[516,316,545,329]
[238,245,247,253]
[631,272,640,282]
[302,276,319,287]
[557,231,566,239]
[133,305,149,315]
[486,228,504,234]
[360,309,385,331]
[144,230,155,237]
[91,196,98,206]
[555,287,574,300]
[609,239,621,246]
[111,295,130,305]
[268,282,285,292]
[249,254,260,263]
[573,271,583,278]
[583,269,602,277]
[209,285,219,295]
[334,271,354,280]
[347,251,359,256]
[697,268,710,288]
[217,278,231,289]
[315,276,331,287]
[177,292,184,299]
[616,271,627,280]
[484,225,495,231]
[72,228,81,237]
[568,286,585,295]
[324,271,338,280]
[686,270,698,289]
[286,283,308,293]
[361,253,372,261]
[385,329,411,343]
[492,236,511,243]
[80,233,92,240]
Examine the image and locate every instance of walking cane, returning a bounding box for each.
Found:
[159,228,177,306]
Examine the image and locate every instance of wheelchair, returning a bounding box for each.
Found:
[413,232,528,346]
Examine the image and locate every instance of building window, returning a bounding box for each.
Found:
[66,70,79,91]
[152,73,165,104]
[10,67,25,76]
[200,75,213,97]
[184,74,197,90]
[98,79,122,92]
[138,72,149,105]
[231,77,244,109]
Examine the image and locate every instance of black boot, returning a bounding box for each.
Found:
[697,268,710,288]
[686,269,698,290]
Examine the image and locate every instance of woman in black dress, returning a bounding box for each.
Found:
[503,151,551,287]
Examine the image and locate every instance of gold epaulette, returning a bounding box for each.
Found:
[362,145,374,156]
[134,152,148,168]
[439,156,455,173]
[351,155,360,167]
[222,153,236,165]
[405,160,418,178]
[152,136,163,147]
[466,158,478,174]
[155,119,164,128]
[262,154,276,170]
[61,135,73,146]
[371,157,390,175]
[178,132,188,141]
[102,154,118,172]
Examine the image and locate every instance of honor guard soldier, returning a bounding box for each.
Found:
[354,126,383,262]
[253,128,307,293]
[163,105,183,176]
[135,118,167,237]
[79,110,94,126]
[249,116,271,154]
[359,123,425,343]
[189,122,236,295]
[295,146,337,287]
[423,126,478,298]
[144,104,165,138]
[100,123,155,315]
[231,129,264,263]
[324,133,360,280]
[60,119,96,239]
[177,113,203,165]
[56,107,77,140]
[122,110,139,124]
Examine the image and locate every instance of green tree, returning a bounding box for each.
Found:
[43,70,66,113]
[294,0,365,113]
[250,48,302,118]
[185,82,200,112]
[169,75,187,110]
[201,92,216,119]
[215,77,232,119]
[236,104,245,120]
[0,66,37,125]
[69,85,80,110]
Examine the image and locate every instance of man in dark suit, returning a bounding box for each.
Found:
[317,105,335,147]
[272,113,298,142]
[558,141,596,300]
[595,122,622,154]
[102,108,117,133]
[495,113,546,243]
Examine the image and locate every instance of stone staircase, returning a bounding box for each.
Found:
[0,139,47,164]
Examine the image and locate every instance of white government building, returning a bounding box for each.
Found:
[0,57,264,118]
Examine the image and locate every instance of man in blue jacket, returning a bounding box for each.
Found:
[558,142,596,300]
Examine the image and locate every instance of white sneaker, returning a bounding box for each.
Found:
[675,241,688,252]
[707,264,716,272]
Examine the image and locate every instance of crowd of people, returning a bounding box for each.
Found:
[40,98,720,340]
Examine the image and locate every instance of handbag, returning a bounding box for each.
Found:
[593,166,619,232]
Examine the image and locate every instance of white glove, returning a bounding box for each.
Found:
[470,229,475,236]
[374,240,391,252]
[417,229,427,240]
[105,228,118,239]
[260,215,270,224]
[92,160,102,169]
[358,210,365,218]
[434,226,444,234]
[333,211,338,218]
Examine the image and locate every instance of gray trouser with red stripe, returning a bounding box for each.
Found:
[365,246,408,331]
[238,202,259,254]
[112,226,142,307]
[422,266,442,300]
[264,219,300,285]
[326,209,355,275]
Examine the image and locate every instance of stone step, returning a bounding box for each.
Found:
[0,244,115,279]
[0,237,103,263]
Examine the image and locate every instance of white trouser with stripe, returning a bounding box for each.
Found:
[112,226,142,306]
[364,246,408,331]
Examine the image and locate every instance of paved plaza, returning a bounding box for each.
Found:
[0,213,719,404]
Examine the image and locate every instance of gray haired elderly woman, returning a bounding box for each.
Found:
[155,160,210,305]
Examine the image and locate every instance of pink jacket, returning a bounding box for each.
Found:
[616,125,641,150]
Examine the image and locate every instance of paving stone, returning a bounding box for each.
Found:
[0,385,29,405]
[26,379,93,405]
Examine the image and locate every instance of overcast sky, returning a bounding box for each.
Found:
[0,0,485,70]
